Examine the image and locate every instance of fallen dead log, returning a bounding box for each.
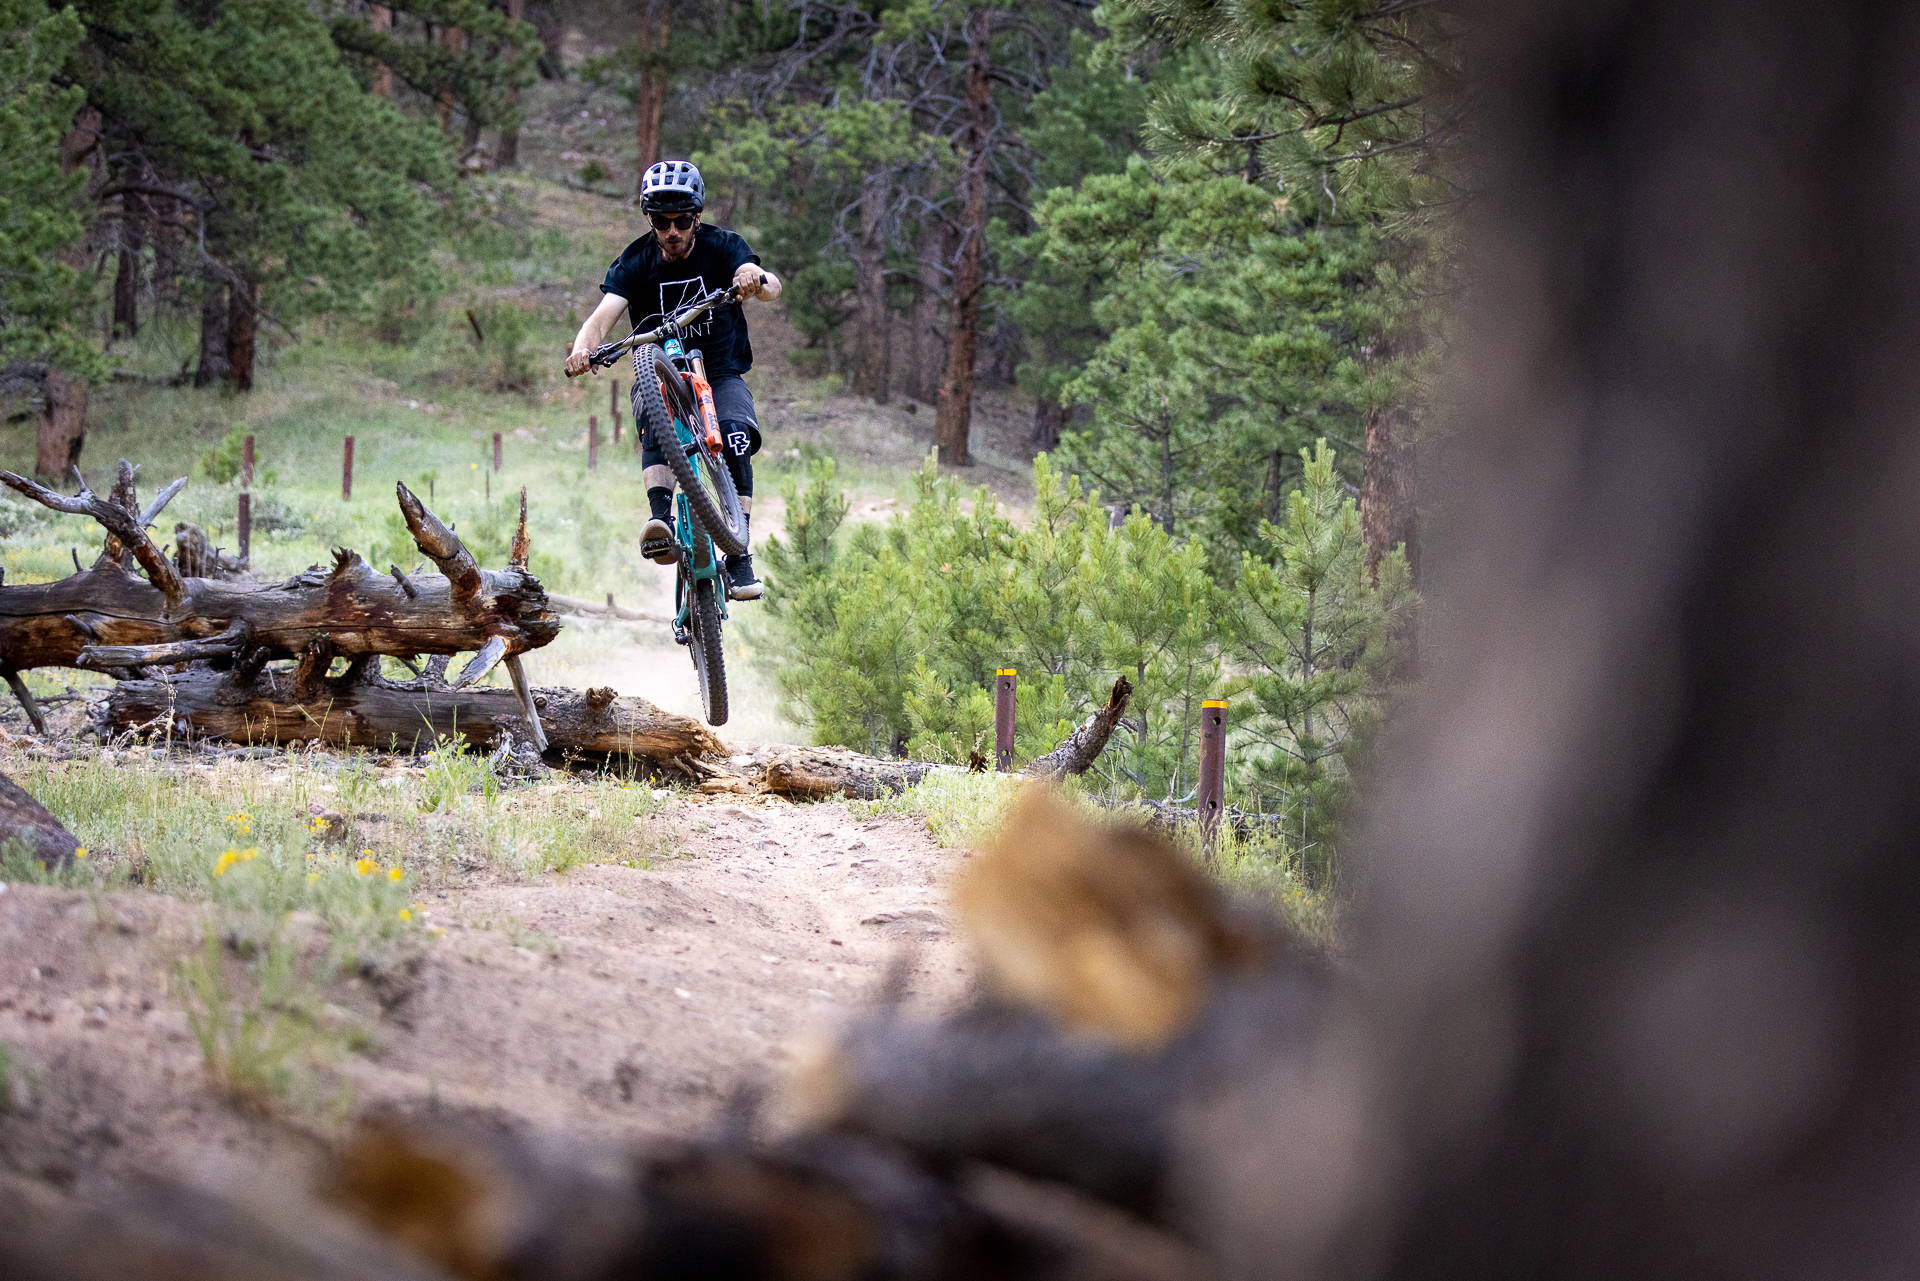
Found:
[746,745,962,800]
[0,768,80,868]
[0,464,558,683]
[100,672,723,768]
[172,520,249,579]
[1026,676,1133,778]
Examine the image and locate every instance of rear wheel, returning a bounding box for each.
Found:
[684,574,728,726]
[632,345,746,557]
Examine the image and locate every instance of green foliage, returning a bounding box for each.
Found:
[1020,159,1392,551]
[1225,441,1413,885]
[0,0,95,372]
[757,445,1412,876]
[199,424,250,484]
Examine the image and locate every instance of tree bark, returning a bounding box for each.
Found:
[224,276,258,393]
[0,469,557,676]
[1026,677,1132,778]
[0,769,81,870]
[1361,393,1416,578]
[932,5,993,467]
[853,173,893,403]
[194,278,231,388]
[1032,398,1068,451]
[113,195,143,340]
[38,106,98,480]
[633,0,671,189]
[498,0,525,167]
[35,371,88,481]
[102,673,722,767]
[369,5,394,97]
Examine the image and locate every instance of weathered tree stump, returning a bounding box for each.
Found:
[0,768,81,868]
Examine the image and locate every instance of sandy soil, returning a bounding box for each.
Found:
[0,794,971,1204]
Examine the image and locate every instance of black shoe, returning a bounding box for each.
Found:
[641,517,678,565]
[725,553,763,601]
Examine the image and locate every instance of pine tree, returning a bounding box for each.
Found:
[0,0,92,375]
[1226,440,1413,885]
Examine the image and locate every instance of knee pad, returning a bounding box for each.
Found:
[721,421,762,459]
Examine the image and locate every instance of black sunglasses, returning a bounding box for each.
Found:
[649,213,697,232]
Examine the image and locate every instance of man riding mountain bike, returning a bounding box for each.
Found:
[565,159,782,601]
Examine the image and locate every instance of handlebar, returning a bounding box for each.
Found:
[565,275,767,377]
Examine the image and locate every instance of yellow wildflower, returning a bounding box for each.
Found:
[353,857,377,877]
[397,908,413,922]
[72,847,89,860]
[213,849,239,877]
[238,847,259,863]
[309,815,332,833]
[306,871,321,883]
[387,866,405,883]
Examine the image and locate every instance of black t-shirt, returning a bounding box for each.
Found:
[600,225,761,379]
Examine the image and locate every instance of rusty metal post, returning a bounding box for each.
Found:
[492,431,502,472]
[994,668,1017,771]
[237,491,251,564]
[1198,699,1229,856]
[241,434,255,488]
[342,435,354,500]
[589,414,600,470]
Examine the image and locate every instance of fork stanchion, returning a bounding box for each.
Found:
[589,415,600,470]
[342,435,354,500]
[995,668,1017,771]
[1199,699,1229,859]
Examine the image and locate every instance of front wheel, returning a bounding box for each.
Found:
[632,345,747,557]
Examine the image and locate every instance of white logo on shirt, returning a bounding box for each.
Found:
[660,278,713,337]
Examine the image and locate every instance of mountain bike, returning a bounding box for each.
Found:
[572,284,751,726]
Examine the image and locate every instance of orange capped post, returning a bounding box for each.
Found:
[1198,699,1229,858]
[995,668,1018,771]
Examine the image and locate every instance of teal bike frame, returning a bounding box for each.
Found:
[662,336,729,643]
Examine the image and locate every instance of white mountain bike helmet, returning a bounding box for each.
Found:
[640,160,706,214]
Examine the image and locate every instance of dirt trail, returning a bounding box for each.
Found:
[0,795,972,1201]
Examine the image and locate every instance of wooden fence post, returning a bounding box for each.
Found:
[612,379,623,442]
[237,491,251,564]
[1199,698,1228,857]
[241,434,254,488]
[492,431,502,472]
[342,435,354,500]
[995,668,1017,771]
[589,415,600,470]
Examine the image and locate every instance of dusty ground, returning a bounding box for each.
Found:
[0,791,972,1204]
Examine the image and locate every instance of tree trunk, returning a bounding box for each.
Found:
[369,5,394,96]
[113,195,143,340]
[439,26,464,133]
[0,770,81,869]
[194,278,231,388]
[498,0,524,167]
[528,0,566,79]
[853,173,893,403]
[932,5,993,467]
[0,465,557,677]
[224,276,258,393]
[35,370,88,481]
[1032,398,1068,451]
[1361,390,1417,578]
[633,0,671,190]
[908,227,947,405]
[103,673,722,766]
[38,106,99,481]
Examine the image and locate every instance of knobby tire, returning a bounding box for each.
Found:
[631,345,747,557]
[686,575,728,726]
